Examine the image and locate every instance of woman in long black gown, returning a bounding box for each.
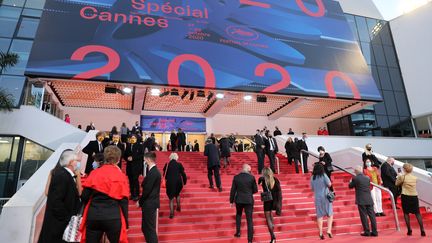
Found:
[163,153,187,218]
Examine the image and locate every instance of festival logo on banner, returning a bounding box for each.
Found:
[25,0,382,101]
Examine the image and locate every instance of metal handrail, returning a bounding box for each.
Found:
[301,149,400,231]
[243,137,280,174]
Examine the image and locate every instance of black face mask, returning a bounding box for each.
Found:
[367,148,372,151]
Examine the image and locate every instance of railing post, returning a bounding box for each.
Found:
[300,150,305,174]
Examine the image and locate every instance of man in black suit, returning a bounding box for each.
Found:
[85,122,95,132]
[381,157,399,204]
[170,130,177,151]
[124,134,144,201]
[265,133,278,173]
[230,164,258,243]
[273,126,282,137]
[297,133,309,173]
[139,152,161,243]
[254,130,265,174]
[110,133,125,169]
[193,139,200,152]
[38,150,81,243]
[349,166,378,237]
[204,138,222,191]
[82,131,106,175]
[177,128,186,151]
[131,121,142,135]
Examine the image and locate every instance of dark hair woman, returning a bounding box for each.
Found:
[79,145,130,243]
[310,164,333,240]
[317,146,334,192]
[258,167,282,243]
[163,153,187,219]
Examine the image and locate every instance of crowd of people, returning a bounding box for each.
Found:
[38,124,427,243]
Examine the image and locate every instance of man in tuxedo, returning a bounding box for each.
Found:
[254,130,265,174]
[124,135,144,201]
[381,157,399,204]
[82,131,107,175]
[131,121,142,135]
[230,164,258,243]
[204,139,222,191]
[38,151,81,243]
[139,152,161,243]
[349,166,378,237]
[110,133,125,169]
[265,134,278,173]
[297,133,309,173]
[177,128,186,151]
[85,122,95,132]
[287,128,294,135]
[170,130,177,151]
[273,126,282,137]
[143,133,156,152]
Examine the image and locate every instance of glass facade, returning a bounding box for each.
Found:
[0,1,44,107]
[328,15,414,137]
[0,135,52,198]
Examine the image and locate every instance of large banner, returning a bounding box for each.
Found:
[26,0,381,101]
[141,115,206,132]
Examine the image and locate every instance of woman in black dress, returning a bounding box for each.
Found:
[218,136,231,168]
[258,167,282,243]
[163,153,187,218]
[317,146,334,190]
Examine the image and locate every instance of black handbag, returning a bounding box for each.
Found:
[326,190,335,203]
[261,180,273,202]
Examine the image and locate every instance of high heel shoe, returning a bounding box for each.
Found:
[407,229,412,236]
[421,231,426,237]
[327,232,333,238]
[319,234,325,240]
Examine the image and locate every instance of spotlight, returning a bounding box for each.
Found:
[105,86,117,94]
[243,95,252,101]
[151,88,160,96]
[189,91,195,100]
[197,90,206,97]
[122,87,132,94]
[216,93,224,99]
[171,88,179,96]
[181,90,189,100]
[159,89,170,97]
[207,92,214,101]
[257,95,267,103]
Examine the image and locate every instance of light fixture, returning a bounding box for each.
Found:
[159,89,170,97]
[171,88,179,96]
[257,95,267,103]
[150,88,160,96]
[207,92,214,101]
[243,95,252,101]
[216,93,224,99]
[181,90,189,100]
[197,90,206,97]
[122,87,132,94]
[189,91,195,100]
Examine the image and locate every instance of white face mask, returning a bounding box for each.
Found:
[92,161,99,169]
[75,162,81,171]
[366,162,372,167]
[319,150,325,155]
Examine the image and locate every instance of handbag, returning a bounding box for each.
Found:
[161,162,170,188]
[260,179,273,202]
[396,175,405,196]
[326,190,335,203]
[62,206,84,242]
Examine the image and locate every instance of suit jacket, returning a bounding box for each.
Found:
[38,168,81,243]
[254,134,264,153]
[273,130,282,137]
[139,166,161,209]
[177,132,186,145]
[193,143,200,152]
[85,125,95,132]
[265,137,279,154]
[230,172,258,205]
[349,174,374,205]
[297,139,308,154]
[170,133,177,144]
[204,143,220,168]
[380,162,397,188]
[123,143,144,176]
[82,140,105,174]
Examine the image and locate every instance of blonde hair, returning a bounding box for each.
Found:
[364,143,372,155]
[403,163,413,173]
[104,145,121,164]
[262,167,275,189]
[287,137,293,143]
[169,153,179,161]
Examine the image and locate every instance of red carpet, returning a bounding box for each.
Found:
[125,152,431,242]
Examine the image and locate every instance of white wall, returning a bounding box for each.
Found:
[0,106,86,150]
[390,3,432,118]
[337,0,384,19]
[62,107,325,135]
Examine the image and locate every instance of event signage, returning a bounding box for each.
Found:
[140,115,206,132]
[26,0,382,101]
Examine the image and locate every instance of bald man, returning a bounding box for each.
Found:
[230,164,258,243]
[349,166,378,237]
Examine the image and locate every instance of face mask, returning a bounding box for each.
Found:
[367,147,372,151]
[130,138,137,144]
[92,161,99,169]
[366,162,372,167]
[97,136,104,142]
[319,150,325,155]
[75,162,81,171]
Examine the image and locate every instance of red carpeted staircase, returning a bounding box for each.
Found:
[126,152,432,242]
